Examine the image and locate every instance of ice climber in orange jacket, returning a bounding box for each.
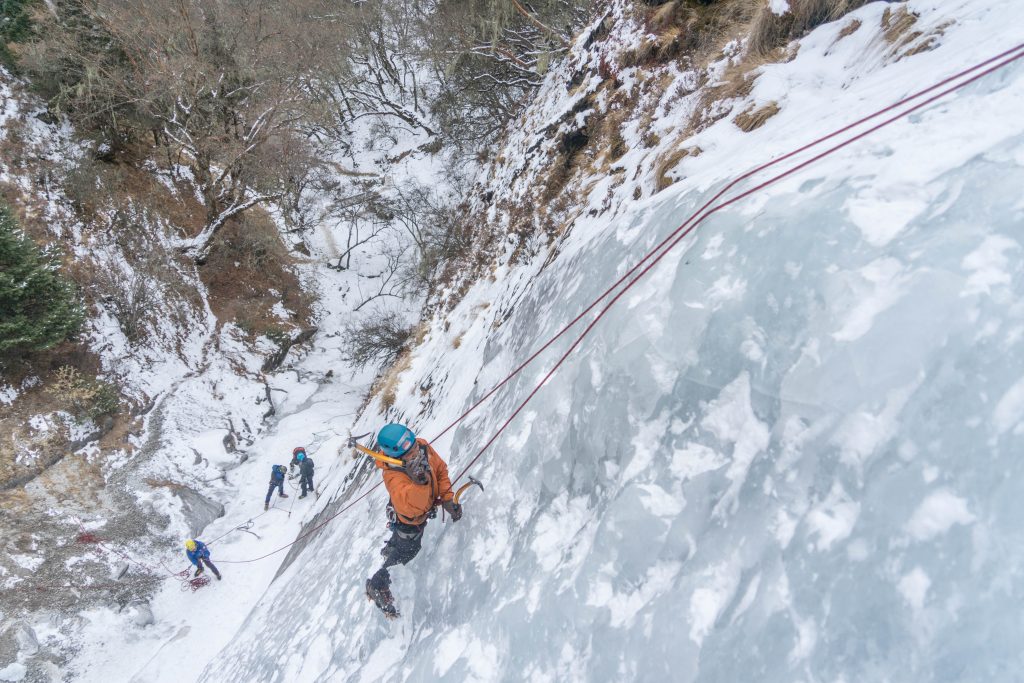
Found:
[365,423,463,617]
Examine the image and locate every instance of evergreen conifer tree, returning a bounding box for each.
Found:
[0,203,83,356]
[0,0,36,67]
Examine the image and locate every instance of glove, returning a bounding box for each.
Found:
[289,474,298,480]
[442,500,463,522]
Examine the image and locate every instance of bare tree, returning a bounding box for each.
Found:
[340,310,413,370]
[22,0,339,262]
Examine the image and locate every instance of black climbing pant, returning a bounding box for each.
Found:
[368,522,424,590]
[197,557,221,579]
[300,472,314,496]
[265,480,285,505]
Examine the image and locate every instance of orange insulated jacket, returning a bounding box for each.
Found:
[377,438,454,525]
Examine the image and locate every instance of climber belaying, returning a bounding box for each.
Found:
[289,447,315,499]
[264,463,289,511]
[185,539,222,580]
[364,423,462,618]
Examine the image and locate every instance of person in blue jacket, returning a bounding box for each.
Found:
[184,539,221,580]
[265,464,289,511]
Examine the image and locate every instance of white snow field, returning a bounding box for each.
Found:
[78,0,1024,681]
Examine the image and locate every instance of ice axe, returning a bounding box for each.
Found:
[453,476,484,505]
[347,431,403,466]
[346,431,373,452]
[350,441,404,467]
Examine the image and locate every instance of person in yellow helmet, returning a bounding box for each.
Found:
[184,539,221,580]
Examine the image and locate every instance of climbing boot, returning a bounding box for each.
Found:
[280,493,289,498]
[365,579,399,619]
[264,502,269,511]
[299,493,307,499]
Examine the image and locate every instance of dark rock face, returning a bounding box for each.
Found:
[171,486,225,538]
[261,326,318,373]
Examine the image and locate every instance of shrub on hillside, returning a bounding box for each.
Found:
[46,365,120,420]
[0,0,36,67]
[341,312,414,371]
[0,203,84,358]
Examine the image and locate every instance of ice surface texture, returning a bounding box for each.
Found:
[201,9,1024,683]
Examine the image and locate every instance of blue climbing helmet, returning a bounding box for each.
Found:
[378,423,416,458]
[293,447,306,461]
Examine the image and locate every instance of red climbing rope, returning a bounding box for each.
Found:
[457,47,1024,480]
[213,41,1024,565]
[428,40,1024,445]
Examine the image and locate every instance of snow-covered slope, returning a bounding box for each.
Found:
[89,0,1024,680]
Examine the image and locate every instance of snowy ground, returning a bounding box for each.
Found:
[191,1,1023,681]
[9,0,1022,680]
[56,135,453,682]
[1,38,446,680]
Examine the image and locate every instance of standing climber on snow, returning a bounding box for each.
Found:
[289,447,315,499]
[365,423,462,617]
[185,539,222,580]
[265,463,289,511]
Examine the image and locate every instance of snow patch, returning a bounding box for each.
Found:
[961,234,1018,296]
[702,373,770,514]
[906,489,976,541]
[670,442,727,481]
[832,258,908,342]
[689,560,741,645]
[805,482,860,551]
[0,662,27,682]
[992,376,1024,435]
[898,567,931,611]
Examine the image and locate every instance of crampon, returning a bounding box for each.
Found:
[365,580,399,619]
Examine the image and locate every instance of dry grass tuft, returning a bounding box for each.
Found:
[687,61,760,134]
[881,5,918,43]
[376,350,413,411]
[836,18,862,41]
[733,100,780,131]
[654,145,703,192]
[650,1,681,30]
[899,36,937,59]
[366,320,428,411]
[880,6,943,60]
[597,106,631,168]
[750,0,871,57]
[620,0,756,69]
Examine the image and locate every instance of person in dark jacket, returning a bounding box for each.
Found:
[185,539,221,580]
[265,464,289,511]
[289,447,315,499]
